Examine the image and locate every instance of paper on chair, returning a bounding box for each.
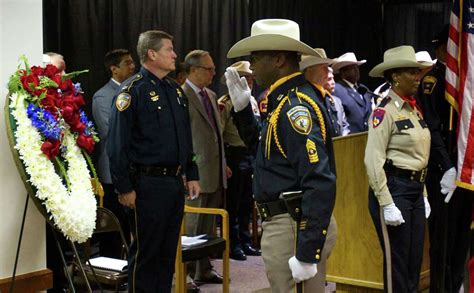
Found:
[181,234,208,247]
[89,256,128,272]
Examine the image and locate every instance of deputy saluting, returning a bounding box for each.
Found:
[365,45,432,292]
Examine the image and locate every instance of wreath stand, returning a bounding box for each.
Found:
[8,193,96,293]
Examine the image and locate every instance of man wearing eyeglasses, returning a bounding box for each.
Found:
[181,50,227,287]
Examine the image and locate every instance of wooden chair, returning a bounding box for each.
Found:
[175,205,230,293]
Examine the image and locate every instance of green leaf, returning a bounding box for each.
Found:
[62,69,89,80]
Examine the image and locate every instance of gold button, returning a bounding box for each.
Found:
[158,106,162,110]
[322,230,327,235]
[315,254,320,260]
[410,176,414,180]
[295,208,300,213]
[317,249,321,253]
[404,125,408,129]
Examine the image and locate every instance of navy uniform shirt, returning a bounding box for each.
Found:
[419,62,456,173]
[233,73,336,264]
[107,66,198,194]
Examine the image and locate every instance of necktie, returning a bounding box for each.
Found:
[199,89,217,129]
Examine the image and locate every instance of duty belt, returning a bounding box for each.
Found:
[255,199,288,221]
[385,165,428,183]
[131,164,182,177]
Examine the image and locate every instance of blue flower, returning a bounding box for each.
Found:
[27,104,61,140]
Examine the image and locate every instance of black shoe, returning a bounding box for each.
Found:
[186,280,201,292]
[230,247,247,261]
[242,243,261,256]
[195,271,224,284]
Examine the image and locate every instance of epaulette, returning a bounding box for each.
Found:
[264,87,326,159]
[378,96,392,108]
[121,73,143,93]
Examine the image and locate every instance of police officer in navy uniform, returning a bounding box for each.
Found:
[107,30,200,293]
[225,19,337,292]
[419,25,473,293]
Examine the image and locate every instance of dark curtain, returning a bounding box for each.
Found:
[43,0,250,113]
[43,0,452,104]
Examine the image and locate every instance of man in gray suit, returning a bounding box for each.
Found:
[92,49,135,256]
[182,50,227,285]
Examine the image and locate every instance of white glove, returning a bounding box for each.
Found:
[224,67,251,112]
[382,203,405,226]
[441,167,457,203]
[288,256,317,283]
[424,197,431,218]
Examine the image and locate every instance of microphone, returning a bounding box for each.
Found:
[357,86,381,98]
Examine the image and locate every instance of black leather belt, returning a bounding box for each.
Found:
[131,164,182,177]
[255,199,288,221]
[385,166,428,183]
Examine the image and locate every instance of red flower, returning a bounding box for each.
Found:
[41,139,60,160]
[60,79,74,93]
[41,93,58,114]
[20,74,40,93]
[51,75,62,87]
[43,64,60,78]
[30,66,44,76]
[77,134,95,154]
[73,94,85,108]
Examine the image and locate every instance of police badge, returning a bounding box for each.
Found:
[287,106,312,135]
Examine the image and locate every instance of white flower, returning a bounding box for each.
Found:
[10,92,97,243]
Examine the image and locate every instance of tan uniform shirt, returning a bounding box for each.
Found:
[218,94,259,147]
[364,89,431,206]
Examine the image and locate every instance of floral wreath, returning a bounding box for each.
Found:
[6,56,99,243]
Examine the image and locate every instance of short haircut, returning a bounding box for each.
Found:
[383,68,407,83]
[44,52,62,57]
[184,50,210,74]
[104,49,131,75]
[136,30,173,64]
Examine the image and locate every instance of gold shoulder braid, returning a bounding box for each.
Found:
[265,88,326,159]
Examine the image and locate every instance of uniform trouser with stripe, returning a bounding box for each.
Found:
[369,175,425,293]
[426,170,472,293]
[260,213,337,293]
[127,175,184,293]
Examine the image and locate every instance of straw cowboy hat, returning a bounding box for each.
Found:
[299,48,336,71]
[227,19,321,58]
[415,51,436,66]
[220,61,252,84]
[369,45,432,78]
[331,52,366,73]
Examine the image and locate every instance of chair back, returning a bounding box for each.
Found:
[95,207,129,256]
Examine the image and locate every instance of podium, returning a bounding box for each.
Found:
[326,132,430,292]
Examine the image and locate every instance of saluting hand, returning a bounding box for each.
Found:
[118,190,136,209]
[225,67,251,112]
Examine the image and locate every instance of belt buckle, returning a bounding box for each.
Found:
[420,168,427,183]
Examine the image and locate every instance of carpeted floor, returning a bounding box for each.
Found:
[198,256,336,293]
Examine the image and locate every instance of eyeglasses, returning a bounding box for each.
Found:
[195,65,216,73]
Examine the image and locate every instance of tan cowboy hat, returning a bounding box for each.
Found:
[299,48,336,71]
[227,19,321,58]
[331,52,366,73]
[415,51,436,66]
[369,45,432,78]
[220,61,252,84]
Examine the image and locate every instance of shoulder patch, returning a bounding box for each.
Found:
[422,75,437,95]
[306,138,319,163]
[372,108,386,128]
[287,105,312,135]
[378,97,392,108]
[115,92,131,112]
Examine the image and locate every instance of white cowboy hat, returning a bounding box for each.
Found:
[299,48,336,71]
[227,19,321,58]
[331,52,366,73]
[415,51,436,66]
[369,45,432,78]
[220,61,252,84]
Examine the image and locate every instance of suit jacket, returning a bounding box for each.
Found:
[182,82,227,193]
[333,80,372,133]
[332,95,351,136]
[92,79,120,184]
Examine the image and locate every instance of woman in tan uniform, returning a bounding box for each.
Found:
[365,45,432,292]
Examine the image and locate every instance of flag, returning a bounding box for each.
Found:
[445,0,474,190]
